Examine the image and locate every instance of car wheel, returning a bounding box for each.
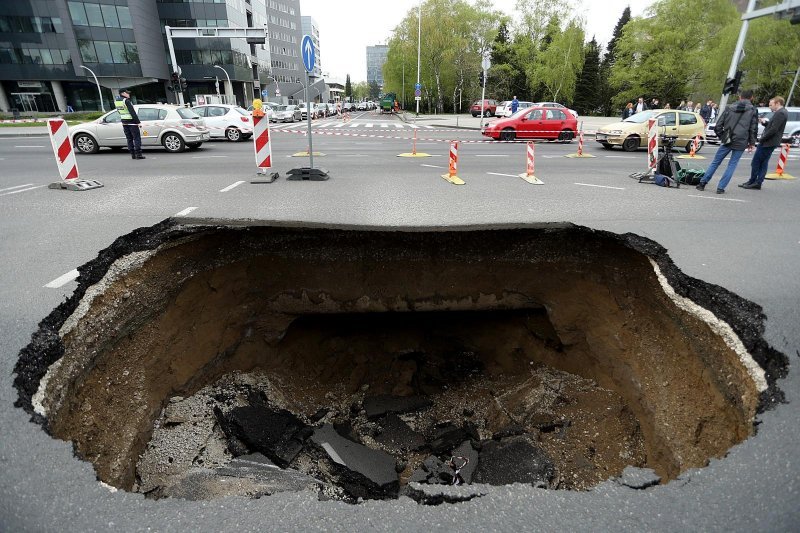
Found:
[791,132,800,147]
[483,109,491,117]
[500,128,516,141]
[558,129,575,142]
[622,136,640,152]
[471,113,478,118]
[73,133,99,154]
[162,133,186,153]
[225,127,242,142]
[601,142,613,150]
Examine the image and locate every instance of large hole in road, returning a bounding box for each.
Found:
[14,223,787,503]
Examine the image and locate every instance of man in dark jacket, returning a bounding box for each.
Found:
[700,100,713,123]
[740,96,788,190]
[114,88,144,159]
[696,89,758,194]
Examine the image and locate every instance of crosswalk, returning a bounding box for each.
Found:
[275,121,435,130]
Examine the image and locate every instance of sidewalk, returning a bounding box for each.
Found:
[0,126,49,137]
[398,111,620,133]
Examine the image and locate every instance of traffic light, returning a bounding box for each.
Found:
[169,72,179,93]
[180,77,188,91]
[723,70,742,95]
[478,71,485,86]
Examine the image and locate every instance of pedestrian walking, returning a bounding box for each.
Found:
[115,88,144,159]
[635,97,648,114]
[696,89,757,194]
[622,102,634,119]
[740,96,788,190]
[511,95,519,114]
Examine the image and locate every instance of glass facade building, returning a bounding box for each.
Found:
[366,44,388,88]
[0,0,306,112]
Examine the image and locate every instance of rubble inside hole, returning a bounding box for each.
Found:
[13,223,787,504]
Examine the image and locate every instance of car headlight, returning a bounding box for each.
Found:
[604,130,623,135]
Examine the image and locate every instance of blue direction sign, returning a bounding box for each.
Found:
[261,89,268,98]
[415,83,421,90]
[301,35,315,73]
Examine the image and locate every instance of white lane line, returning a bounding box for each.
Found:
[192,155,228,159]
[174,206,199,217]
[44,269,79,288]
[0,185,45,196]
[14,145,45,148]
[487,172,520,178]
[687,194,747,203]
[474,154,509,157]
[365,123,374,128]
[421,164,446,169]
[219,181,246,192]
[574,183,625,190]
[0,183,34,192]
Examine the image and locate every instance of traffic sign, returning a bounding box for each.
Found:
[301,35,315,73]
[482,55,491,71]
[414,89,421,97]
[414,96,422,101]
[261,89,268,98]
[415,83,421,90]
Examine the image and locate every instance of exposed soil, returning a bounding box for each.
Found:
[13,224,787,502]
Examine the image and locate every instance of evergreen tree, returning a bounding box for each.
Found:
[345,74,352,99]
[368,79,381,99]
[599,7,631,115]
[573,37,601,115]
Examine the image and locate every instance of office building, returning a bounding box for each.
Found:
[366,44,387,88]
[0,0,305,112]
[300,16,320,78]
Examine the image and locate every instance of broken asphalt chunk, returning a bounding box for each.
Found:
[216,406,309,468]
[472,435,555,486]
[311,424,398,488]
[363,394,432,419]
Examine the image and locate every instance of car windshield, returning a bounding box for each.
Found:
[177,108,200,119]
[624,110,657,123]
[273,105,287,111]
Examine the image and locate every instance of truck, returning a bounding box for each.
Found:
[380,93,397,114]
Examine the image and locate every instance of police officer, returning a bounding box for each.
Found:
[115,88,144,159]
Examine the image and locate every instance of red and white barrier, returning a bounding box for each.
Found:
[440,141,464,184]
[253,114,272,173]
[47,118,79,180]
[766,144,795,180]
[647,118,658,171]
[518,142,544,184]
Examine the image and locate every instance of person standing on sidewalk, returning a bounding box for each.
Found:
[115,88,144,159]
[696,89,757,194]
[511,96,519,115]
[740,96,788,190]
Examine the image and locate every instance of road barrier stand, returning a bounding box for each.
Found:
[678,134,705,159]
[251,108,278,184]
[46,118,103,191]
[647,118,658,174]
[518,142,544,184]
[565,125,595,158]
[397,127,432,158]
[766,144,795,180]
[441,141,465,185]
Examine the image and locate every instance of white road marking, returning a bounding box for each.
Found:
[174,206,199,217]
[687,194,747,203]
[192,155,228,159]
[0,185,45,196]
[365,123,374,128]
[219,181,245,192]
[44,269,79,288]
[487,172,520,178]
[574,183,625,190]
[0,183,34,192]
[14,145,45,148]
[421,164,446,169]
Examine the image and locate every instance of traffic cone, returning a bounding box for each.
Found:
[518,142,544,184]
[397,127,431,157]
[441,141,465,185]
[765,144,796,180]
[677,135,706,159]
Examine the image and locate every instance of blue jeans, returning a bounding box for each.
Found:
[749,145,777,186]
[701,145,744,190]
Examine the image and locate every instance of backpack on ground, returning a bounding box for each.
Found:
[677,168,704,185]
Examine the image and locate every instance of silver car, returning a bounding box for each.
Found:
[70,104,210,154]
[271,104,302,123]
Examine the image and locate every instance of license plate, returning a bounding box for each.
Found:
[595,133,607,140]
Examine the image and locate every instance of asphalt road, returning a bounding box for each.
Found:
[1,111,799,531]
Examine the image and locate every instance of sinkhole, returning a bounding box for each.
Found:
[14,222,787,503]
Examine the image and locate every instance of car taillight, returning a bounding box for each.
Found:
[240,116,249,122]
[180,121,196,128]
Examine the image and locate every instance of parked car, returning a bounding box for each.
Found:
[342,102,356,112]
[299,102,316,120]
[192,104,252,141]
[707,106,800,146]
[496,100,534,118]
[325,102,340,116]
[595,109,706,152]
[481,106,578,141]
[271,104,302,123]
[356,101,368,111]
[314,103,329,118]
[471,99,498,117]
[533,102,579,119]
[70,104,209,154]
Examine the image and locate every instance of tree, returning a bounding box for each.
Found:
[528,20,584,103]
[573,37,601,115]
[598,7,631,115]
[368,79,381,99]
[345,74,352,99]
[352,81,368,101]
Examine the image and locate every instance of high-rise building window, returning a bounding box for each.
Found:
[68,2,88,26]
[100,5,120,28]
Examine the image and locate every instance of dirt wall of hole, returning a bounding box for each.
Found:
[36,227,761,490]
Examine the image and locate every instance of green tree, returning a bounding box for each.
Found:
[528,20,584,103]
[598,6,631,115]
[573,37,601,115]
[352,81,368,101]
[368,79,381,99]
[345,74,352,99]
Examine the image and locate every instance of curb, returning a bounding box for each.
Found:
[0,132,49,138]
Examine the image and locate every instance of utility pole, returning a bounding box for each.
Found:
[416,2,421,116]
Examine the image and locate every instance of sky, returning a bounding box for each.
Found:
[298,0,656,83]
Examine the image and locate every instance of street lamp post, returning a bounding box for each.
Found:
[416,1,421,116]
[79,65,105,112]
[785,66,799,106]
[213,65,231,104]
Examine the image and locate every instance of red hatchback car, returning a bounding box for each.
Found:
[470,99,497,117]
[482,106,578,141]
